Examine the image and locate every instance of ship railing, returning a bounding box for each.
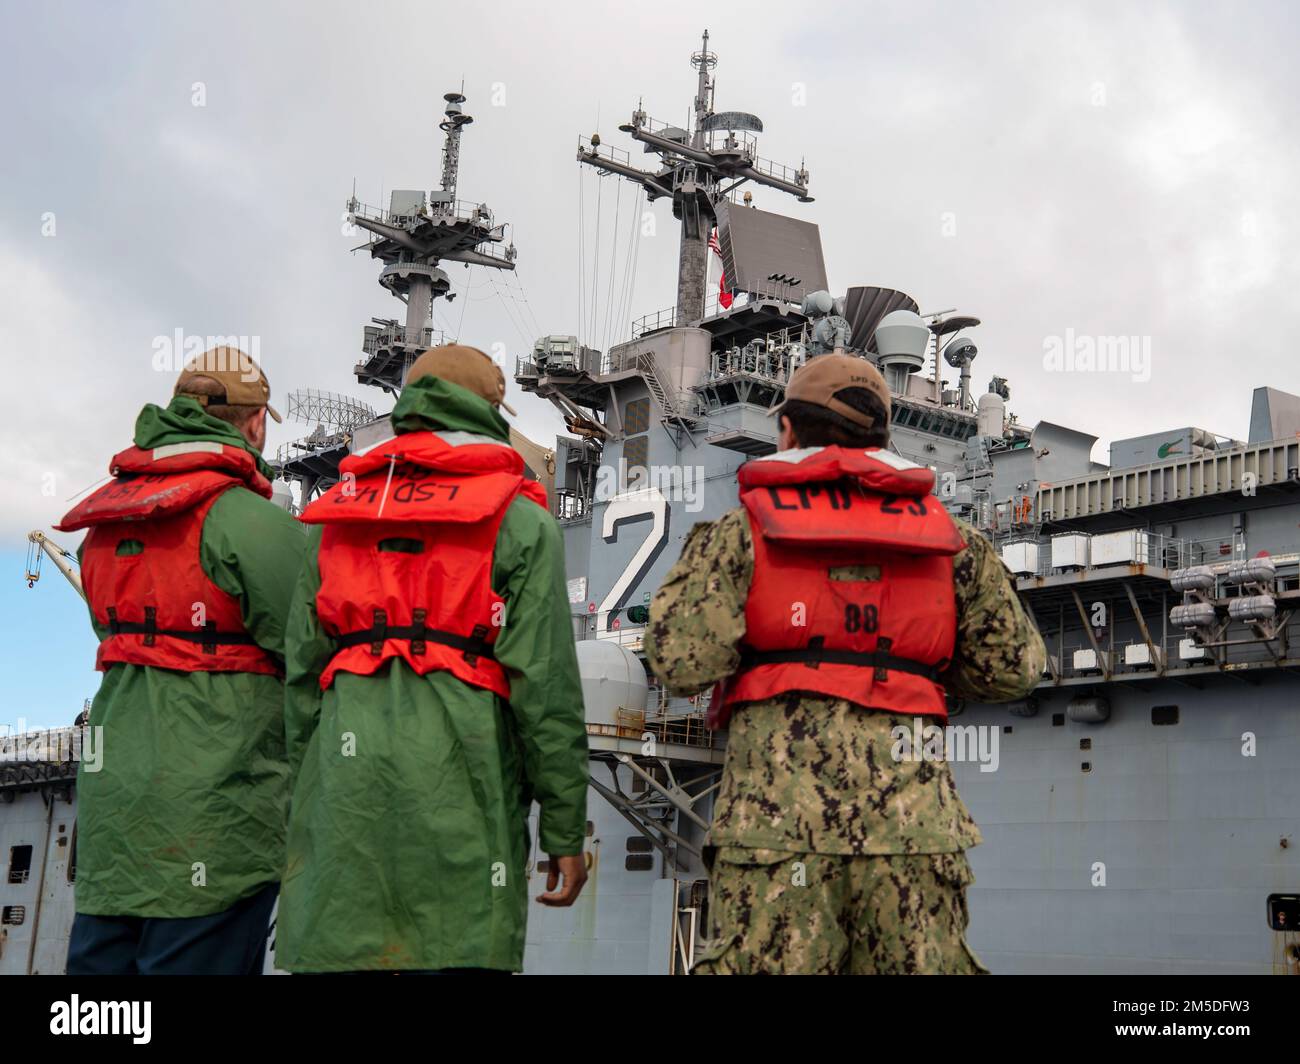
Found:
[522,351,599,379]
[274,431,348,468]
[651,685,713,718]
[628,285,805,342]
[587,688,716,750]
[597,344,677,410]
[572,609,649,650]
[760,321,813,348]
[629,295,744,341]
[630,306,679,339]
[699,283,807,319]
[703,292,729,320]
[553,490,591,523]
[463,239,517,266]
[633,114,688,141]
[1046,640,1122,678]
[348,196,495,230]
[1050,614,1300,680]
[585,712,716,750]
[1000,530,1190,579]
[750,154,808,189]
[633,350,701,422]
[706,347,792,389]
[360,326,441,358]
[577,135,634,173]
[1055,641,1111,675]
[1055,641,1159,676]
[1159,627,1298,668]
[700,322,818,393]
[738,280,809,306]
[347,198,393,223]
[642,708,715,750]
[1179,537,1248,567]
[585,719,644,741]
[702,128,758,161]
[438,197,498,224]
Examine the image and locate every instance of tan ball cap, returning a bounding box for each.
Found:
[405,344,517,415]
[175,346,281,422]
[774,353,891,430]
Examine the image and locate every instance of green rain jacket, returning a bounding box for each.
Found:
[74,397,306,918]
[276,377,589,973]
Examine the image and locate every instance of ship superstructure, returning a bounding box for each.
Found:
[515,31,1300,974]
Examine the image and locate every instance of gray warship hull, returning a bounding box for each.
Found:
[516,367,1300,975]
[956,679,1299,975]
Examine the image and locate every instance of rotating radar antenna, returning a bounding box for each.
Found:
[285,389,378,433]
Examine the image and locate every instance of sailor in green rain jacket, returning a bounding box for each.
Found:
[277,344,590,973]
[58,349,306,975]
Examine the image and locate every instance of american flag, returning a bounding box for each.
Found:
[709,227,733,309]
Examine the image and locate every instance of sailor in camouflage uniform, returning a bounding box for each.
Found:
[645,355,1046,975]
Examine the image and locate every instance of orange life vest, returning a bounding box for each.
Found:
[299,430,548,696]
[709,446,964,729]
[56,441,279,676]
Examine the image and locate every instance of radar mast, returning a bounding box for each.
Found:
[577,29,813,325]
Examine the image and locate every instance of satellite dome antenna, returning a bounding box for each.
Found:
[874,309,931,394]
[926,310,982,406]
[942,336,979,410]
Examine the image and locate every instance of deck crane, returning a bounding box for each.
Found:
[24,530,86,601]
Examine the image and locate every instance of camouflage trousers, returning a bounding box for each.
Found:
[692,847,989,975]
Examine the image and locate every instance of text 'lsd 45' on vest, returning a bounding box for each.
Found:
[709,446,964,729]
[56,441,279,676]
[299,431,547,696]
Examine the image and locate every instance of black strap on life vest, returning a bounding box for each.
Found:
[335,608,497,666]
[105,606,260,654]
[737,636,945,683]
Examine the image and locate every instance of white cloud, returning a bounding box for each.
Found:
[3,0,1299,502]
[0,244,140,541]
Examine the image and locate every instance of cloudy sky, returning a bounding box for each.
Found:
[2,0,1297,727]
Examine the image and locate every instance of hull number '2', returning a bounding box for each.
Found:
[596,488,669,634]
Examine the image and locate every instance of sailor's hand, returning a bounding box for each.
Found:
[538,853,587,907]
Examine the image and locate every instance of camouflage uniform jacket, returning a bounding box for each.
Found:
[644,510,1046,856]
